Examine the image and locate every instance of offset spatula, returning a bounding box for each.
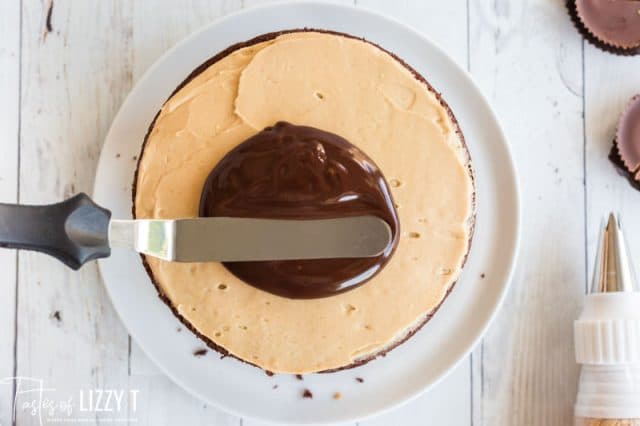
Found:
[0,193,392,270]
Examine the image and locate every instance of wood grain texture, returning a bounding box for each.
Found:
[0,1,19,425]
[469,1,585,425]
[16,0,132,423]
[584,45,640,290]
[130,0,244,82]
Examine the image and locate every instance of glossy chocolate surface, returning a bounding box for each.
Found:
[200,122,399,298]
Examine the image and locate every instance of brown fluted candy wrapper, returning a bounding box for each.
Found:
[610,95,640,191]
[568,0,640,56]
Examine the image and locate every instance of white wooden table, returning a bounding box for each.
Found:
[1,1,639,425]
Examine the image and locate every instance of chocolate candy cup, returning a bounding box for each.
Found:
[610,95,640,190]
[568,0,640,56]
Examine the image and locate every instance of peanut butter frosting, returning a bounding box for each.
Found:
[134,31,475,374]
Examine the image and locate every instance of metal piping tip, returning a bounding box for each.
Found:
[591,213,638,293]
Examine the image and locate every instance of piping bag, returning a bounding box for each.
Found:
[574,213,640,426]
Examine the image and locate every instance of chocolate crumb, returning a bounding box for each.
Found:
[333,392,342,400]
[176,327,182,332]
[45,1,54,33]
[295,374,303,380]
[116,153,121,158]
[265,370,274,377]
[272,384,278,389]
[51,310,62,322]
[356,377,364,383]
[132,155,138,161]
[302,389,313,399]
[193,348,208,357]
[480,273,486,279]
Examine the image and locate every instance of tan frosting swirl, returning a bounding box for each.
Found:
[135,32,474,373]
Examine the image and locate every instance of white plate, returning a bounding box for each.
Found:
[94,2,520,424]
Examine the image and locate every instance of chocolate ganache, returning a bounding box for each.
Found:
[199,122,399,298]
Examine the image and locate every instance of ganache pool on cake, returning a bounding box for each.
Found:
[199,121,400,299]
[133,30,476,374]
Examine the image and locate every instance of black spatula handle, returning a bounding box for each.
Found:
[0,193,112,269]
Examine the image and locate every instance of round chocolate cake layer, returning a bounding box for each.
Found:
[133,29,476,374]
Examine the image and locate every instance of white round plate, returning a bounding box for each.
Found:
[94,2,520,424]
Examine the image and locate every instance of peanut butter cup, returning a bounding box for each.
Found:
[610,95,640,189]
[569,0,640,55]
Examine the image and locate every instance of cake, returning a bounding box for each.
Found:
[133,30,476,374]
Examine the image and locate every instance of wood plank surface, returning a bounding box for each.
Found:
[468,1,585,425]
[15,1,132,423]
[584,46,640,287]
[0,1,20,425]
